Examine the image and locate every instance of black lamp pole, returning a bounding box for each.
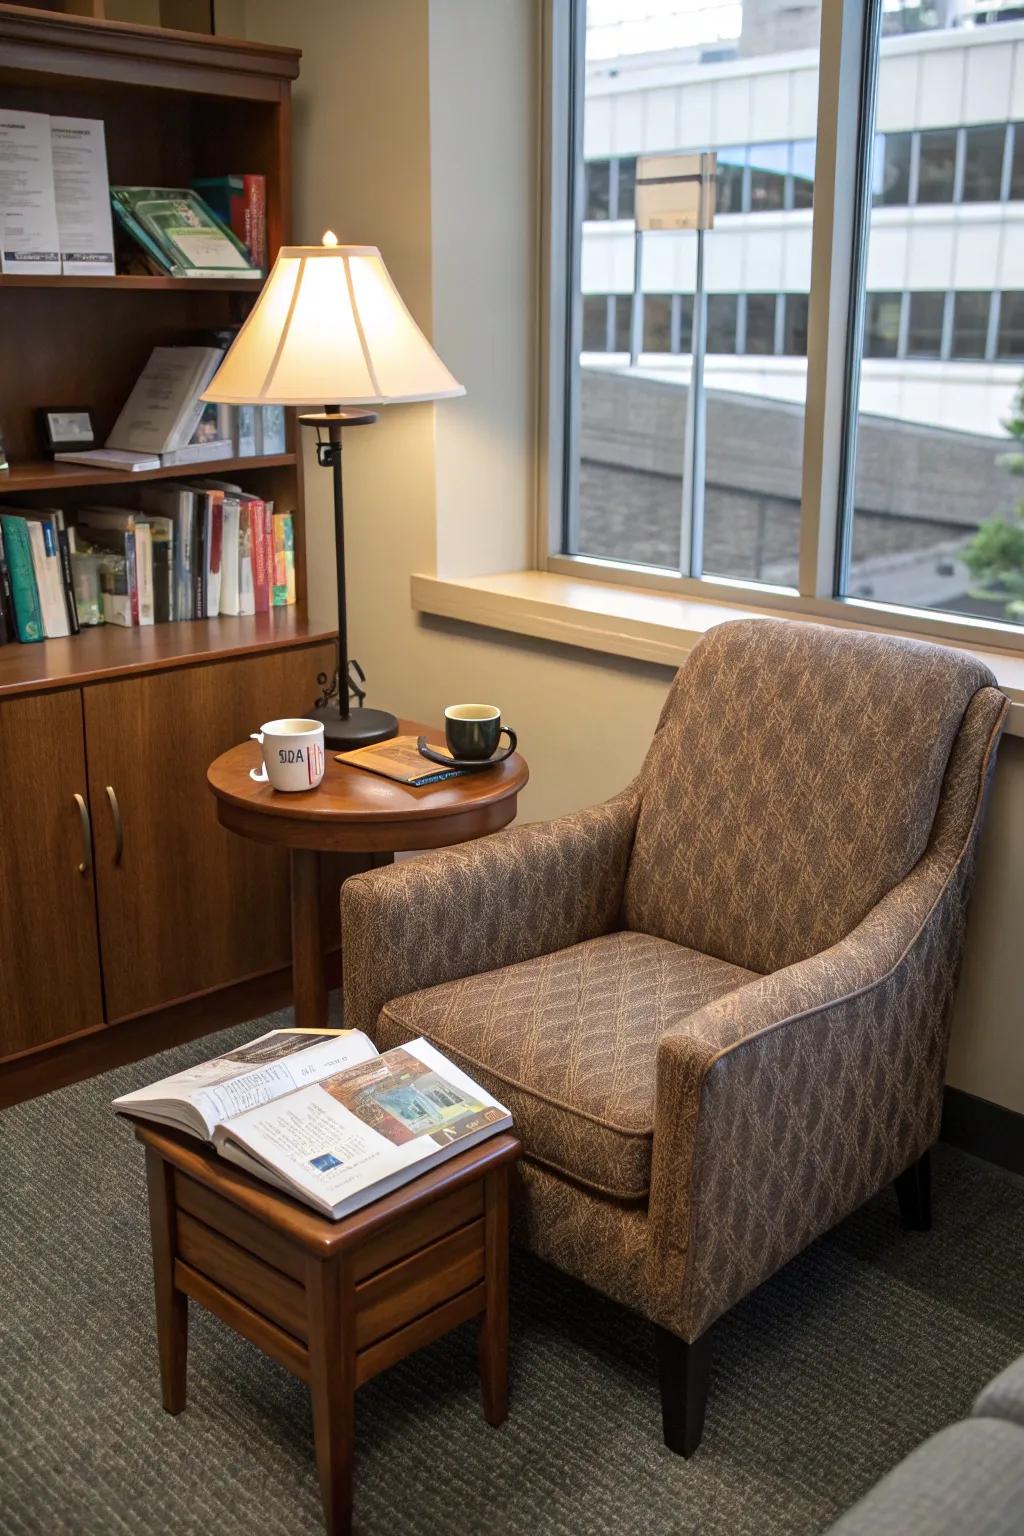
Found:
[300,406,399,751]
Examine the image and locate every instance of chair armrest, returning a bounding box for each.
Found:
[648,828,976,1340]
[341,787,640,1040]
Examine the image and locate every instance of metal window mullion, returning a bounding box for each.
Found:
[774,291,786,355]
[736,292,748,355]
[1001,123,1014,204]
[798,0,875,600]
[670,291,682,353]
[986,289,1001,362]
[953,127,966,205]
[609,156,620,222]
[897,289,911,360]
[908,130,921,206]
[557,0,586,558]
[940,289,954,361]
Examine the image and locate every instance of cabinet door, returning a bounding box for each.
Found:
[83,643,334,1022]
[0,689,105,1057]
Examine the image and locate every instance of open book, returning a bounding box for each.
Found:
[113,1028,512,1220]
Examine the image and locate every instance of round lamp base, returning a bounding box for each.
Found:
[308,704,399,752]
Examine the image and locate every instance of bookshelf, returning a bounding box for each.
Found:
[0,5,338,1102]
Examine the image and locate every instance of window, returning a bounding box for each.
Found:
[1011,125,1024,201]
[582,295,608,352]
[617,156,636,220]
[873,131,911,205]
[558,1,1023,640]
[842,13,1021,633]
[791,141,815,209]
[612,294,632,353]
[997,293,1024,359]
[585,160,610,220]
[962,124,1007,204]
[782,294,809,356]
[906,292,945,359]
[706,293,738,354]
[748,142,788,212]
[745,294,777,355]
[643,294,673,353]
[951,292,990,360]
[863,293,902,359]
[916,127,957,204]
[715,147,746,214]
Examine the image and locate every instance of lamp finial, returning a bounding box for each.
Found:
[322,229,339,248]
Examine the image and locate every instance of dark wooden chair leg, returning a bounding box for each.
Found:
[656,1325,712,1457]
[306,1256,355,1536]
[894,1148,932,1231]
[145,1148,188,1414]
[479,1166,510,1427]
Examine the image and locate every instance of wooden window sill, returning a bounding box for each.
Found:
[410,570,1024,738]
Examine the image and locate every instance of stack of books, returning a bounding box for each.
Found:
[0,489,296,643]
[112,185,265,280]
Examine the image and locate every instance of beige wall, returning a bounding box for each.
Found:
[240,0,1023,1115]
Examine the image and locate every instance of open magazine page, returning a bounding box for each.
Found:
[215,1038,511,1218]
[112,1028,379,1139]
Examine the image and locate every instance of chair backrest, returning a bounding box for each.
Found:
[622,618,996,974]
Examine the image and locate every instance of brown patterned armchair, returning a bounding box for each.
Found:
[341,620,1007,1454]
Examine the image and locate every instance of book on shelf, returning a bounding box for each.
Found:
[112,1027,512,1220]
[21,509,78,637]
[336,736,475,788]
[272,511,296,606]
[111,187,261,280]
[191,175,266,272]
[0,515,44,642]
[106,346,225,456]
[0,523,12,645]
[54,449,162,472]
[0,110,115,276]
[77,507,155,627]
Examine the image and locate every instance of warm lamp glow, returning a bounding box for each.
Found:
[321,229,338,247]
[202,242,465,407]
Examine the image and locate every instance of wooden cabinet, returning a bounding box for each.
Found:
[0,637,334,1069]
[84,645,332,1020]
[0,690,105,1056]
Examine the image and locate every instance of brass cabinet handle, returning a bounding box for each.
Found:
[105,784,124,865]
[73,793,92,876]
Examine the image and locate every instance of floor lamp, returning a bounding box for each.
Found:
[202,232,464,749]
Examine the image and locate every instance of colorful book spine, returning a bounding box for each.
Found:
[250,498,270,613]
[56,523,80,635]
[0,515,44,642]
[272,511,295,606]
[0,524,10,644]
[191,175,266,271]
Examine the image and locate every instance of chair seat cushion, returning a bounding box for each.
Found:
[375,930,758,1200]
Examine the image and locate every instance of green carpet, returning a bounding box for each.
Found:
[2,1012,1023,1536]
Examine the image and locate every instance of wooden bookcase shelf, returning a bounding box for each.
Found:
[0,274,267,291]
[0,6,331,1095]
[3,452,296,494]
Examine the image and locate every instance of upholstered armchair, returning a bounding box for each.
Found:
[341,620,1007,1454]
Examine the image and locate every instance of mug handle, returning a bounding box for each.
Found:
[249,732,268,783]
[497,726,517,757]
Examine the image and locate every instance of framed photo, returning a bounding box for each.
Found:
[38,407,96,457]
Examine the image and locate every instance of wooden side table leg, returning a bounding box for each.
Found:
[291,847,328,1029]
[306,1256,355,1536]
[144,1148,187,1415]
[479,1165,510,1427]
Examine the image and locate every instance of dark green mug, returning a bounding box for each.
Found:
[444,703,516,762]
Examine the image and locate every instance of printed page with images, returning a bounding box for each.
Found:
[112,1028,379,1141]
[214,1038,512,1218]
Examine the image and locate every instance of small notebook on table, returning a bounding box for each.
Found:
[335,734,470,787]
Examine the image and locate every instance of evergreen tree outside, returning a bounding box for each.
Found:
[962,377,1024,622]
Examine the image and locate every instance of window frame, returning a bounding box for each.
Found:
[540,0,1024,653]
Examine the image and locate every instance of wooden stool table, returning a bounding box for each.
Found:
[207,719,528,1030]
[136,1120,521,1536]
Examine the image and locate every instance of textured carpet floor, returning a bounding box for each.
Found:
[2,1013,1023,1536]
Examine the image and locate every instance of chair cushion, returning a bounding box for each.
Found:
[623,618,995,974]
[374,930,758,1200]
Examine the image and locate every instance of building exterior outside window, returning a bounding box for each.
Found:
[568,0,1024,628]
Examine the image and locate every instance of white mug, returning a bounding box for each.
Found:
[249,718,326,792]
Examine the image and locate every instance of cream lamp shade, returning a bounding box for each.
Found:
[202,235,465,407]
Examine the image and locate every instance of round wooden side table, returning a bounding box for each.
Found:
[207,719,528,1030]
